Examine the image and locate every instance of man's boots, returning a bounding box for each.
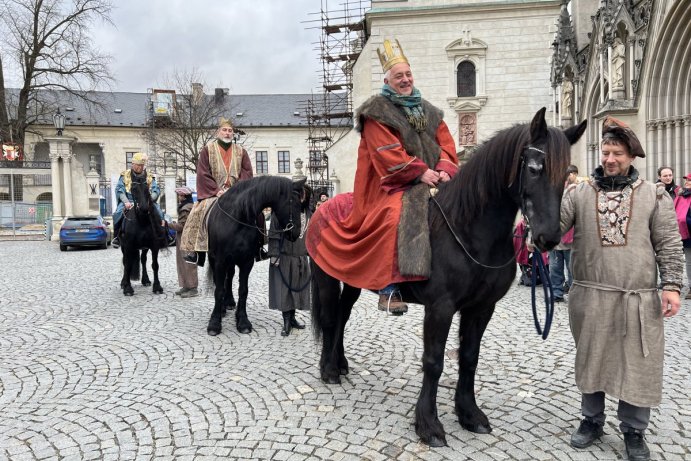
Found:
[623,430,650,461]
[281,310,305,336]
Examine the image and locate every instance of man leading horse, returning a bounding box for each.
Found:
[112,152,164,248]
[306,38,459,314]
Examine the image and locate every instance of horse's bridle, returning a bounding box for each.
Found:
[213,189,297,238]
[431,144,545,269]
[122,179,152,221]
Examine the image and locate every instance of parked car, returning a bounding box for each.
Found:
[59,216,112,251]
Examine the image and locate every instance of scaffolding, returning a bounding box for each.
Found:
[304,0,369,197]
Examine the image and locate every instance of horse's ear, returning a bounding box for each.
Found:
[529,107,548,142]
[564,119,588,145]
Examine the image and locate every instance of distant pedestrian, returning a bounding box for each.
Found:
[169,187,198,298]
[549,164,579,302]
[673,173,691,298]
[657,166,679,199]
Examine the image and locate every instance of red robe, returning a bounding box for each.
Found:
[307,118,458,290]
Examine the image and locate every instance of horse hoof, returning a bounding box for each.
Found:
[153,289,163,294]
[461,422,492,434]
[321,375,341,385]
[237,326,252,334]
[339,367,349,375]
[124,291,134,297]
[207,329,220,336]
[425,436,447,448]
[142,282,151,287]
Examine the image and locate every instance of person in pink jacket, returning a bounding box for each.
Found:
[673,173,691,298]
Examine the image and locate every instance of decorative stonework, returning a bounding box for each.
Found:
[458,113,477,147]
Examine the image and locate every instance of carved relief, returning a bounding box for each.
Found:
[459,113,477,146]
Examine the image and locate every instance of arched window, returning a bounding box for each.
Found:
[457,61,476,97]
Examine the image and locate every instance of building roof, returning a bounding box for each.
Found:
[19,90,323,129]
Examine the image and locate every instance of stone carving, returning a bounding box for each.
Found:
[611,37,626,89]
[459,113,477,146]
[561,79,574,119]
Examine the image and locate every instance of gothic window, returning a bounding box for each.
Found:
[457,61,476,97]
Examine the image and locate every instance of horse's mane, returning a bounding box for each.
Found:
[221,175,292,217]
[435,123,571,224]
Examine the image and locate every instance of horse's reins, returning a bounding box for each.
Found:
[122,179,167,247]
[213,190,296,238]
[430,144,555,339]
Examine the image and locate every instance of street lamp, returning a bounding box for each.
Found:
[53,108,66,136]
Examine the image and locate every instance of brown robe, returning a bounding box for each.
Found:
[561,179,683,407]
[169,202,197,289]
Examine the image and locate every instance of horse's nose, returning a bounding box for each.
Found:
[534,234,559,252]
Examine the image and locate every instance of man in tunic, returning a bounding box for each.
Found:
[561,116,683,461]
[306,38,459,313]
[181,118,266,263]
[111,152,163,248]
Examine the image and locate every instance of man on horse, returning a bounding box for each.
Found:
[306,38,459,314]
[112,152,164,248]
[180,117,268,264]
[562,116,683,461]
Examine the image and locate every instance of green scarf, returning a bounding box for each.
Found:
[381,84,427,132]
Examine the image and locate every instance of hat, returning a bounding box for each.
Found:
[377,38,409,73]
[174,186,194,196]
[683,173,691,180]
[218,117,233,129]
[601,116,645,158]
[131,152,147,165]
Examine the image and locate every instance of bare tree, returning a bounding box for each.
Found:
[0,0,113,147]
[142,68,236,178]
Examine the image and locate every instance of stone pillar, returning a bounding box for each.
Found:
[627,37,636,99]
[45,136,75,240]
[163,170,178,219]
[599,48,606,105]
[330,169,340,196]
[607,44,613,101]
[63,155,74,217]
[645,121,657,181]
[85,155,101,215]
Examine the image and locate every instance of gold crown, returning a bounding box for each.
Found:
[377,38,409,73]
[132,152,147,165]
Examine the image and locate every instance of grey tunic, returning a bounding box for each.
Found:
[560,178,683,407]
[268,212,311,312]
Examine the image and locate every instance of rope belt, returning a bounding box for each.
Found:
[572,280,657,357]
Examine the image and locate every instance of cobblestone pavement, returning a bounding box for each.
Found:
[1,241,689,461]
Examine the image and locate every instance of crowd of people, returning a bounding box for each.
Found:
[107,37,685,461]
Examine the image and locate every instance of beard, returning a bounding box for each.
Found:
[219,137,233,143]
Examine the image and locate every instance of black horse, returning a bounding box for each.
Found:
[206,176,305,336]
[309,108,586,446]
[119,178,168,296]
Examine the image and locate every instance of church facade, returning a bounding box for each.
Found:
[552,0,690,181]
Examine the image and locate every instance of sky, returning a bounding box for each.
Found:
[91,0,327,95]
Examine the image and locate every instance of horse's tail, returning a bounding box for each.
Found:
[130,249,141,281]
[310,260,323,342]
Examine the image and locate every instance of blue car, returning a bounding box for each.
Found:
[59,216,112,251]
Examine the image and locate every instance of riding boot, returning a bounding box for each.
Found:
[289,310,305,329]
[112,220,122,248]
[281,311,292,336]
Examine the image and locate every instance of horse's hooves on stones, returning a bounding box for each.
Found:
[237,326,252,334]
[425,436,448,448]
[207,329,220,336]
[461,422,492,434]
[339,367,349,375]
[142,282,152,287]
[321,375,341,385]
[153,289,163,294]
[124,291,134,297]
